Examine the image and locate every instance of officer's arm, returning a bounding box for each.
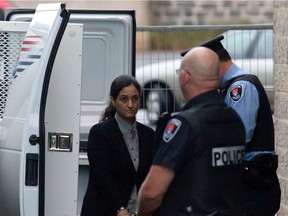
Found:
[137,165,175,216]
[225,82,259,142]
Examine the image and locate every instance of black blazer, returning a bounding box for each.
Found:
[81,117,155,216]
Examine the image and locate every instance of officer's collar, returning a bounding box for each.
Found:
[182,90,221,111]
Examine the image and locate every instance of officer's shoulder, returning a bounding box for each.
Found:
[230,74,259,88]
[229,77,259,95]
[166,114,189,127]
[163,117,184,142]
[230,79,258,94]
[230,79,251,87]
[171,110,200,125]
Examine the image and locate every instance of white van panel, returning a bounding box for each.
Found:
[69,13,135,137]
[6,10,135,137]
[0,150,21,215]
[3,8,136,216]
[0,23,27,216]
[0,3,70,216]
[44,23,83,216]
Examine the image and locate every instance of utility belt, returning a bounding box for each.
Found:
[242,151,278,188]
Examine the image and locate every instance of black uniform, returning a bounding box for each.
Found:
[153,90,246,216]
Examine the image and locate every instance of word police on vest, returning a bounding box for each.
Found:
[212,146,245,167]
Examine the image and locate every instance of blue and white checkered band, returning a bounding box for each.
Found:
[163,118,181,143]
[229,84,242,101]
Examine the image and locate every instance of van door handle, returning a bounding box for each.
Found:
[29,134,40,145]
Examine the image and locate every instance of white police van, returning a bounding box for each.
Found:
[0,3,135,216]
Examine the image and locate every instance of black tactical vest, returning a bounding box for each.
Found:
[219,74,274,152]
[155,103,246,216]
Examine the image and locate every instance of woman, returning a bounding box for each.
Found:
[81,75,155,216]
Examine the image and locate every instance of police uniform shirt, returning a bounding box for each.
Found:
[221,63,259,143]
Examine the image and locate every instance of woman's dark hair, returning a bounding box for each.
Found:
[99,74,141,122]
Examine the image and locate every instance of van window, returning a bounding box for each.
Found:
[81,37,107,102]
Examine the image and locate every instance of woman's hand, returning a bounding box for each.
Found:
[116,207,130,216]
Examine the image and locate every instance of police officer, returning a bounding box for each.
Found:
[137,47,246,216]
[181,36,281,216]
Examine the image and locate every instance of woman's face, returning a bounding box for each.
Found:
[111,84,140,124]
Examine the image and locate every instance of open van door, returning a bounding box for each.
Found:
[0,3,83,216]
[6,9,136,137]
[2,4,136,216]
[43,23,83,216]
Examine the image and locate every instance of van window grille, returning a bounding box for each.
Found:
[0,31,25,118]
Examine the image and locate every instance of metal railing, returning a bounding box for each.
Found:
[135,24,274,126]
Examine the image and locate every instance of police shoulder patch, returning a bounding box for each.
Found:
[229,84,242,101]
[163,118,182,143]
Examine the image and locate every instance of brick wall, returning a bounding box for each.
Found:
[10,1,151,25]
[11,1,273,26]
[150,1,273,25]
[274,1,288,215]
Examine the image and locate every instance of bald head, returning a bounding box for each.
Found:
[179,47,220,100]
